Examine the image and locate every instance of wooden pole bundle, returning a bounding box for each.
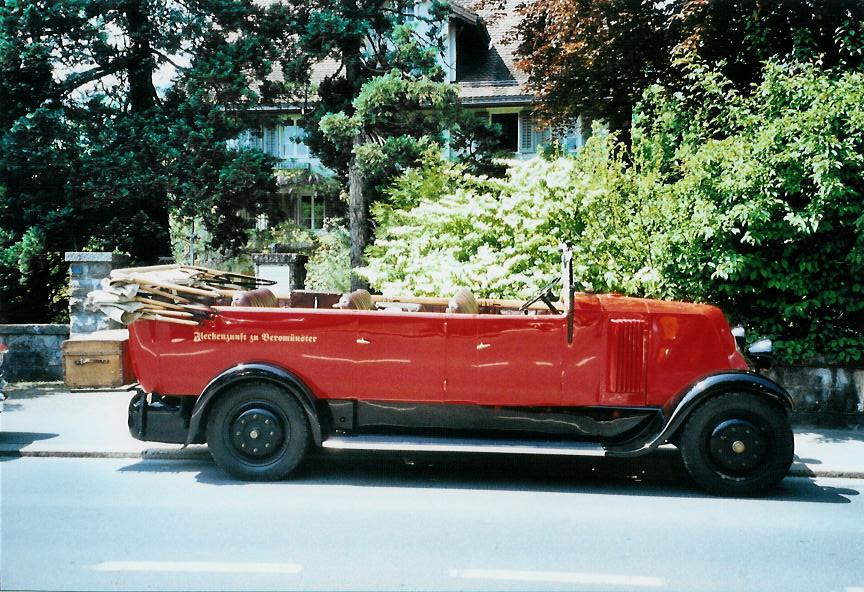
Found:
[139,308,195,318]
[126,274,227,298]
[137,285,192,304]
[139,313,200,326]
[97,265,275,327]
[134,296,191,313]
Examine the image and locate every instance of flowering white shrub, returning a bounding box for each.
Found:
[361,132,676,299]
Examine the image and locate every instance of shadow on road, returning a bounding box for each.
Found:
[116,448,858,504]
[0,431,60,461]
[0,431,59,446]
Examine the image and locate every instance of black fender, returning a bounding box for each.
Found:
[187,363,323,446]
[606,371,793,456]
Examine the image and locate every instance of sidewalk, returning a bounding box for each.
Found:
[1,382,862,479]
[0,383,208,460]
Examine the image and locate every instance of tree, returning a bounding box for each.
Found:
[515,0,864,139]
[319,68,473,288]
[278,0,504,288]
[515,0,672,143]
[0,0,292,322]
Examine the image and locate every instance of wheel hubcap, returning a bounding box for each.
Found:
[230,407,285,459]
[709,419,767,474]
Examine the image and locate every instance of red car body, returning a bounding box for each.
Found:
[126,278,793,495]
[130,294,747,412]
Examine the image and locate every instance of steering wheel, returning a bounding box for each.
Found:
[518,277,561,314]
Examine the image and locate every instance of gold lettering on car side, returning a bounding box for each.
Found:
[192,332,319,344]
[260,333,318,343]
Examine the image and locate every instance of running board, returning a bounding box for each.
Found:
[321,435,607,457]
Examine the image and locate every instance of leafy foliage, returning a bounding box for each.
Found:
[365,61,864,363]
[0,0,292,322]
[280,0,453,169]
[319,68,459,177]
[305,223,352,293]
[515,0,864,138]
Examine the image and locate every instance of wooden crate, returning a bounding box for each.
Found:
[63,329,134,389]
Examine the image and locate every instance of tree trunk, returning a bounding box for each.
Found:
[124,0,157,114]
[348,144,369,291]
[610,108,633,150]
[123,0,172,262]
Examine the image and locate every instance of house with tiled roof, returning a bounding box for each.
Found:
[240,0,588,230]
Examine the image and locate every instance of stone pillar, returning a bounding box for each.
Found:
[252,253,308,294]
[65,252,129,335]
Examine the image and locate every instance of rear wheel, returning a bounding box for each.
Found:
[679,392,793,496]
[206,382,309,481]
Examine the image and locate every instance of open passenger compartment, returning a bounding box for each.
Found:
[232,287,564,316]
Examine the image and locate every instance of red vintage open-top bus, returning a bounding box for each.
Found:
[126,250,793,495]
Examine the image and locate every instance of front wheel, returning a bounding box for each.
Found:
[679,392,793,496]
[206,382,310,481]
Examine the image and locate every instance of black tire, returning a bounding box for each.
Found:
[205,382,310,481]
[679,392,793,496]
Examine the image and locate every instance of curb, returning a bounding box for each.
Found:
[2,449,863,480]
[788,463,864,480]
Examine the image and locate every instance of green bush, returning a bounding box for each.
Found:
[305,223,351,293]
[363,60,864,364]
[0,225,68,323]
[644,61,864,363]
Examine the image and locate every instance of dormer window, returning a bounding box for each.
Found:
[447,3,494,83]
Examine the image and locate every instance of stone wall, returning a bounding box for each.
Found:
[768,365,864,426]
[0,324,69,381]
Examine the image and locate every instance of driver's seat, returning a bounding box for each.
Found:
[447,288,479,314]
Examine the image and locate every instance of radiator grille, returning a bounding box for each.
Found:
[608,319,647,393]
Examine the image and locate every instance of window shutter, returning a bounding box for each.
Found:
[252,127,265,151]
[264,127,277,156]
[536,125,552,149]
[279,125,292,158]
[520,115,534,153]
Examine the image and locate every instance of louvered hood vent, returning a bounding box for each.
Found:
[608,319,648,394]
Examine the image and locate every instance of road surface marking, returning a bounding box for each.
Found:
[91,561,302,574]
[449,568,665,587]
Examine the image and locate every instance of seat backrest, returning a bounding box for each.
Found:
[447,288,479,314]
[232,287,278,308]
[334,289,373,310]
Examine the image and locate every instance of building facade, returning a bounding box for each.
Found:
[240,0,588,229]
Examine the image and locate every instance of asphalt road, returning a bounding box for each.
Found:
[2,452,863,592]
